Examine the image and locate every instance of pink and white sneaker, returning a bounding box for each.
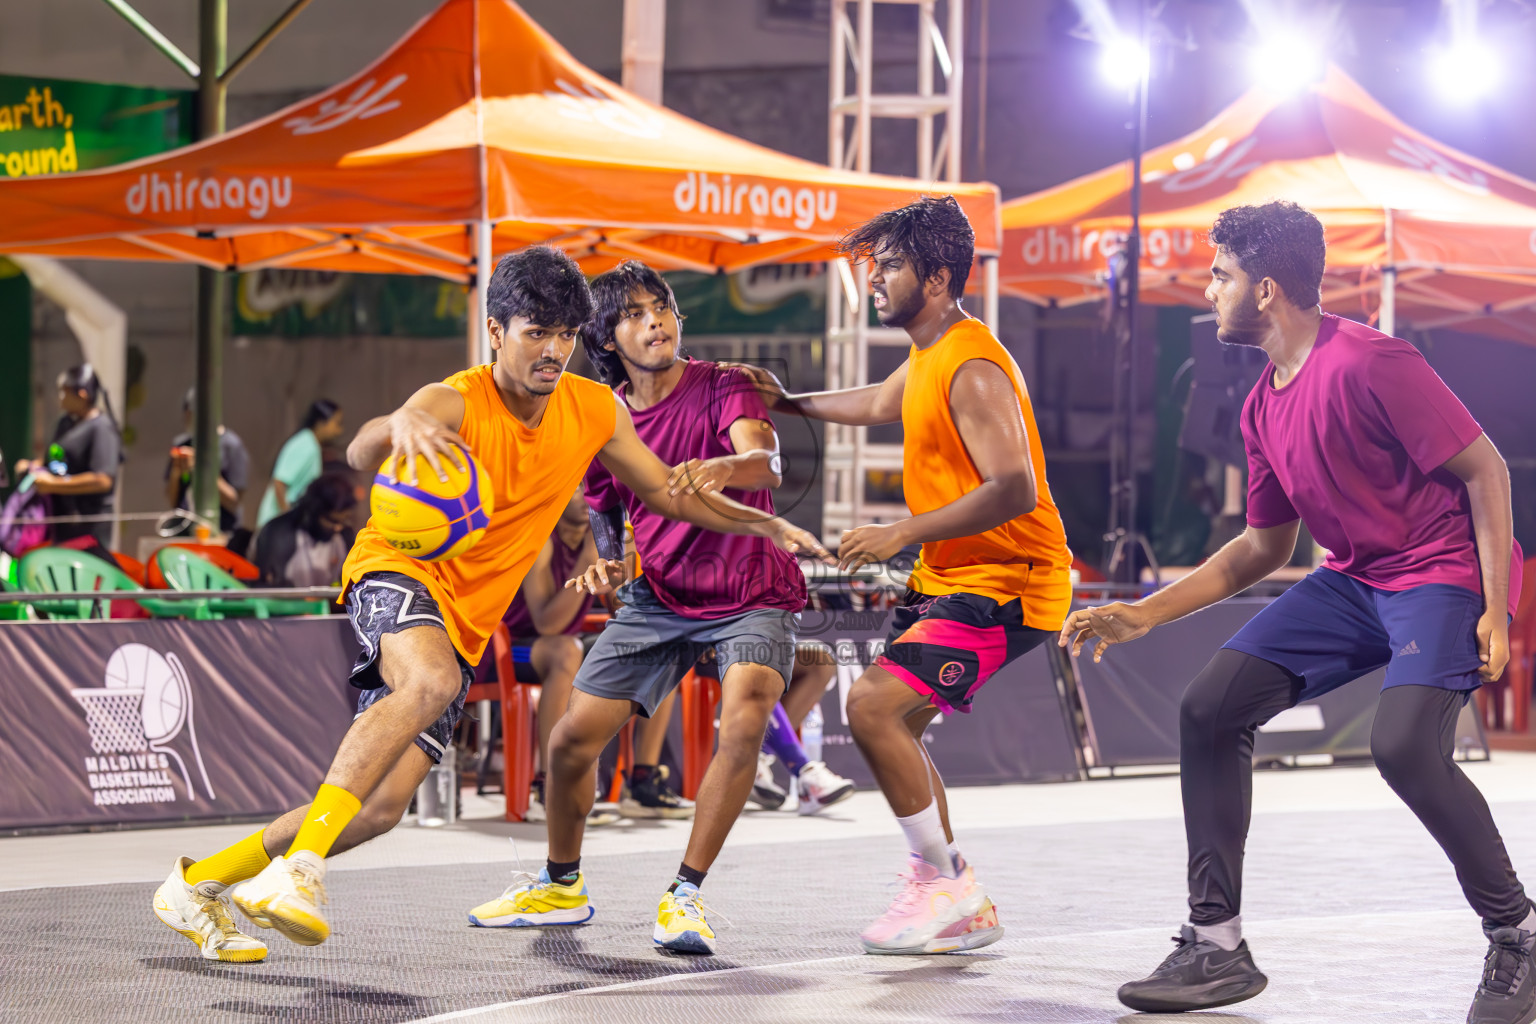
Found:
[860,854,990,955]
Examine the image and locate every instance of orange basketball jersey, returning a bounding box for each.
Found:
[342,365,617,663]
[901,317,1073,629]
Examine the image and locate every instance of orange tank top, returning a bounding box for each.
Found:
[342,366,617,663]
[901,318,1073,628]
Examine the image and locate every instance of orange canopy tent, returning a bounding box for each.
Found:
[0,0,999,312]
[999,67,1536,342]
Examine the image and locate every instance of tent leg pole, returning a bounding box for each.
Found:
[471,220,493,367]
[191,0,227,539]
[982,255,999,331]
[1381,208,1396,337]
[192,268,226,538]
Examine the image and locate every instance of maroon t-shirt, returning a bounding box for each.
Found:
[1243,314,1521,615]
[501,530,594,638]
[585,359,807,619]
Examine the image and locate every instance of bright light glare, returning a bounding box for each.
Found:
[1432,42,1499,100]
[1250,34,1324,95]
[1100,37,1149,89]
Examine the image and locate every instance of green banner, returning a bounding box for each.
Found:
[0,74,192,178]
[668,263,825,335]
[232,270,470,337]
[230,262,829,339]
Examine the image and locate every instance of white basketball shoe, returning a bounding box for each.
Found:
[153,857,268,962]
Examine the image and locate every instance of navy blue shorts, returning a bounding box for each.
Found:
[1223,568,1486,701]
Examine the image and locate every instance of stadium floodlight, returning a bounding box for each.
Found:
[1250,33,1324,95]
[1431,41,1499,100]
[1100,35,1150,89]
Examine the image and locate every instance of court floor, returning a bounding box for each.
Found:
[4,754,1533,1023]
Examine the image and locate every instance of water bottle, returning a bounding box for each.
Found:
[803,703,824,763]
[416,745,458,827]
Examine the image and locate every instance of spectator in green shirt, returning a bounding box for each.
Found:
[256,399,344,530]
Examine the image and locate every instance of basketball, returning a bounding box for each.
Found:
[369,451,494,562]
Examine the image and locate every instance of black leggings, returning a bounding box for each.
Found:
[1181,648,1531,930]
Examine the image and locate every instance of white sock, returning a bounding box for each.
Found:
[1192,916,1242,952]
[947,840,961,869]
[896,801,955,877]
[1519,905,1536,934]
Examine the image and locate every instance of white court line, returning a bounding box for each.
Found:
[401,908,1473,1023]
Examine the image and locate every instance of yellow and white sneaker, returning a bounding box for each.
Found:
[653,883,717,954]
[468,868,594,927]
[232,851,329,947]
[153,857,268,962]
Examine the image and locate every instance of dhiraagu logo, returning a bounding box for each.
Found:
[673,172,838,231]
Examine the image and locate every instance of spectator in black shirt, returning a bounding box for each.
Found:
[252,472,357,588]
[13,364,121,547]
[164,387,251,536]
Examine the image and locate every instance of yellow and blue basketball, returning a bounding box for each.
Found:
[369,452,494,561]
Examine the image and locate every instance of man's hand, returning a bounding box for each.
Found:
[667,458,727,498]
[13,458,32,476]
[383,406,469,485]
[718,362,788,410]
[1058,602,1154,662]
[838,522,907,573]
[567,558,629,597]
[769,521,836,565]
[1477,609,1510,682]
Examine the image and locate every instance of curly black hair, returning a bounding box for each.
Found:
[836,194,975,300]
[1208,201,1326,309]
[485,246,594,341]
[582,260,682,386]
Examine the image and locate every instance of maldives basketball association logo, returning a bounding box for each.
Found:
[71,643,216,807]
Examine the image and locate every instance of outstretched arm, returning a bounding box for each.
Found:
[1059,520,1300,662]
[1444,433,1513,681]
[667,417,784,497]
[347,383,468,485]
[722,360,908,426]
[592,395,832,563]
[837,359,1036,571]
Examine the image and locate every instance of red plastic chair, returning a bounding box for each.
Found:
[145,543,259,589]
[605,720,636,803]
[679,667,722,800]
[1484,557,1536,734]
[487,624,541,822]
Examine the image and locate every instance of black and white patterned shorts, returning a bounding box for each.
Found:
[345,571,472,765]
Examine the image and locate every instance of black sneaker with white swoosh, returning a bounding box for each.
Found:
[1118,924,1269,1013]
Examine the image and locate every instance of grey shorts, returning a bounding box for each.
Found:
[574,578,800,716]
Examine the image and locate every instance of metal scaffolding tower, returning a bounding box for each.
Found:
[823,0,988,541]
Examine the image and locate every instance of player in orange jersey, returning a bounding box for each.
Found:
[151,246,829,963]
[738,195,1073,954]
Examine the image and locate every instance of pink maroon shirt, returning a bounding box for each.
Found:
[1243,314,1521,616]
[585,359,807,619]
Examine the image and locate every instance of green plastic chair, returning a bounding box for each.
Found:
[16,547,183,620]
[152,546,326,619]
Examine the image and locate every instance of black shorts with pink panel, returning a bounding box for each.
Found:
[876,588,1055,714]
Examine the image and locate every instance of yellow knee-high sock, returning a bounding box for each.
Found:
[185,829,272,887]
[286,784,362,860]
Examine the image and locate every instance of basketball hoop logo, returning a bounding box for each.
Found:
[71,643,216,804]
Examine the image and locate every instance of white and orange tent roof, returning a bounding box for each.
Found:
[0,0,999,280]
[1000,67,1536,340]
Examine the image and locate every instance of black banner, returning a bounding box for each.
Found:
[0,619,358,832]
[1067,597,1487,767]
[802,612,1085,788]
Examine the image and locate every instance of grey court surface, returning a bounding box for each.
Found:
[3,781,1533,1023]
